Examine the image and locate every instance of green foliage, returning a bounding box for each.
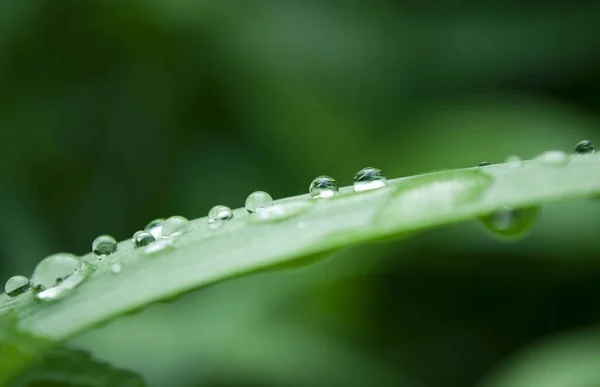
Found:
[1,155,599,384]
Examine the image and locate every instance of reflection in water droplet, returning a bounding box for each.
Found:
[535,150,568,166]
[5,275,30,297]
[111,262,123,274]
[132,230,155,248]
[479,206,539,238]
[31,253,90,301]
[162,216,191,238]
[309,176,339,199]
[296,222,306,229]
[477,161,491,167]
[144,239,174,255]
[245,191,273,213]
[353,167,387,192]
[208,205,234,223]
[92,235,117,257]
[144,218,165,240]
[575,140,595,154]
[505,155,522,168]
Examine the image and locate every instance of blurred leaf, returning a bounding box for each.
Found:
[479,328,600,387]
[9,347,145,387]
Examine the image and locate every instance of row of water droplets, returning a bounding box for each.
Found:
[2,166,387,301]
[475,140,595,236]
[4,141,596,300]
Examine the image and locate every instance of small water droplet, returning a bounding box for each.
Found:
[505,155,522,168]
[31,253,89,301]
[309,176,339,199]
[477,161,491,167]
[208,205,234,223]
[480,206,539,238]
[92,235,117,257]
[162,216,191,238]
[575,140,595,154]
[535,150,568,166]
[4,275,30,297]
[145,218,165,240]
[144,239,174,255]
[353,167,387,192]
[296,222,306,229]
[245,191,273,213]
[132,230,155,248]
[110,262,123,274]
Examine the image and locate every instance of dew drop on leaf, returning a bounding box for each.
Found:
[162,216,191,238]
[4,275,30,297]
[535,150,568,166]
[208,205,234,224]
[245,191,273,213]
[353,167,387,192]
[479,206,539,238]
[92,235,117,257]
[31,253,90,301]
[575,140,595,154]
[505,155,523,168]
[477,161,491,167]
[309,176,339,199]
[110,262,123,274]
[144,218,165,240]
[132,230,155,248]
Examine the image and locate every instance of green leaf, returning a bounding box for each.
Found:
[1,154,600,378]
[8,347,146,387]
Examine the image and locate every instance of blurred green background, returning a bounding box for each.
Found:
[2,1,600,386]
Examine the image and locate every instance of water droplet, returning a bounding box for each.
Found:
[144,218,165,240]
[477,161,491,167]
[208,205,234,223]
[31,253,90,301]
[309,176,339,199]
[162,216,191,238]
[245,191,273,213]
[92,235,117,257]
[535,150,568,166]
[144,239,174,255]
[296,222,306,229]
[353,167,387,192]
[505,155,522,168]
[110,262,123,274]
[480,206,539,238]
[132,230,155,248]
[575,140,595,154]
[4,275,30,297]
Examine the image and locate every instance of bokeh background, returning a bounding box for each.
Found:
[2,1,600,386]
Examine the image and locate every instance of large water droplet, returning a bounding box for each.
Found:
[208,205,234,223]
[477,161,491,167]
[144,218,165,240]
[479,206,539,238]
[4,275,30,297]
[535,150,568,166]
[31,253,89,301]
[162,216,191,238]
[245,191,273,213]
[309,176,339,199]
[132,230,155,248]
[575,140,595,154]
[353,167,387,192]
[92,235,117,257]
